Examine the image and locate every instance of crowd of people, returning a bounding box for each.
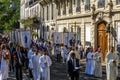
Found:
[0,37,119,80]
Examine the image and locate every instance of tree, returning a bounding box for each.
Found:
[0,0,20,33]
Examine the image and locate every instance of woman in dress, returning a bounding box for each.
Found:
[1,44,11,80]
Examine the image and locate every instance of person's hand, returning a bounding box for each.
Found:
[19,61,22,65]
[44,60,47,64]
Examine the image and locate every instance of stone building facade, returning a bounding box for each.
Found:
[53,0,120,61]
[20,0,120,60]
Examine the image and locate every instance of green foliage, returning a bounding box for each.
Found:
[21,17,34,27]
[0,0,20,33]
[32,31,38,36]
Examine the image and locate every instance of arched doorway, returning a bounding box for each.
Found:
[97,22,108,62]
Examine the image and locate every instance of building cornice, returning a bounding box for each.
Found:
[39,0,52,5]
[56,9,120,21]
[57,13,91,21]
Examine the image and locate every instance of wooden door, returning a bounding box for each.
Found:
[97,23,108,62]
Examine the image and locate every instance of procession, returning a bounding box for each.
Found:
[0,30,119,80]
[1,0,120,80]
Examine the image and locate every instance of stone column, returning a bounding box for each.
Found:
[81,23,85,48]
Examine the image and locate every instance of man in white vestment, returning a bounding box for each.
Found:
[106,47,119,80]
[39,48,52,80]
[27,44,35,78]
[94,47,102,77]
[32,47,41,80]
[85,47,95,75]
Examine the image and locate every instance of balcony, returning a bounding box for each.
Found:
[29,0,39,6]
[76,6,81,12]
[85,4,90,11]
[39,0,52,5]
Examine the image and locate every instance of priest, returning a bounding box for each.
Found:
[106,47,119,80]
[94,47,102,77]
[32,47,41,80]
[85,47,95,75]
[39,48,52,80]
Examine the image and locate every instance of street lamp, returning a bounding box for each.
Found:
[106,22,112,50]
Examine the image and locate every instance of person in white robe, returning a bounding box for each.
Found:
[106,47,119,80]
[67,49,80,61]
[0,49,2,80]
[94,47,102,77]
[39,48,52,80]
[85,47,95,75]
[61,45,66,63]
[1,44,11,80]
[27,45,35,78]
[32,48,41,80]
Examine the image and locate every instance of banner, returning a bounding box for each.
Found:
[54,32,63,44]
[18,31,21,45]
[63,33,68,45]
[20,31,31,48]
[44,32,49,41]
[68,32,75,47]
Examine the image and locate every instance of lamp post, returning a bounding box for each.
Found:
[106,22,112,50]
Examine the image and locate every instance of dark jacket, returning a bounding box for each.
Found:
[67,58,80,76]
[14,51,23,66]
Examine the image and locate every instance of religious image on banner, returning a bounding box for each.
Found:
[68,32,75,47]
[20,31,31,48]
[63,33,68,46]
[54,32,62,44]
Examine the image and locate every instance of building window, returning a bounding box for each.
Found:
[85,23,91,45]
[51,4,53,20]
[76,0,81,12]
[43,7,44,21]
[71,26,73,32]
[76,27,81,42]
[47,6,49,20]
[116,0,120,5]
[85,0,90,11]
[63,1,66,15]
[118,22,120,44]
[69,0,72,14]
[58,4,60,15]
[98,0,105,8]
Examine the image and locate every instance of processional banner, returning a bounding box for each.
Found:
[63,33,68,46]
[20,31,31,48]
[54,32,63,44]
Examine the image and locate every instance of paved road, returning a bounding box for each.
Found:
[50,59,120,80]
[8,59,120,80]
